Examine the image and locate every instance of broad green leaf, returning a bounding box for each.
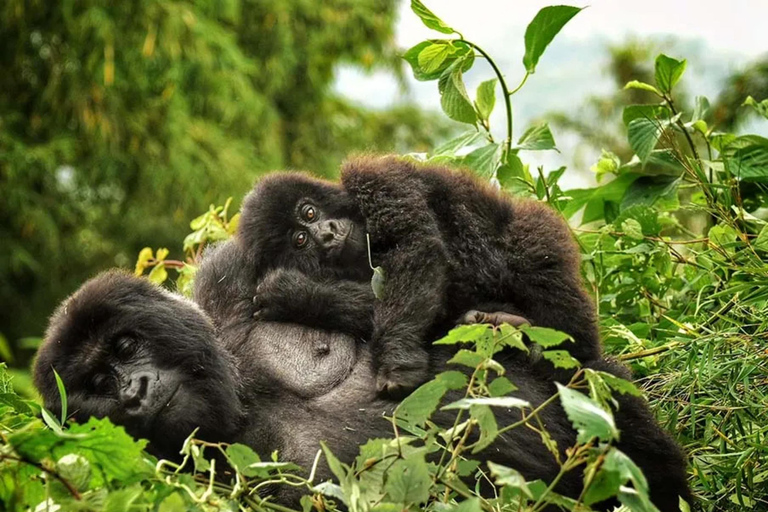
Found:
[497,153,527,189]
[728,142,768,182]
[470,404,498,452]
[439,67,478,124]
[743,95,768,119]
[755,225,768,252]
[462,143,500,177]
[708,224,739,251]
[225,443,263,477]
[475,79,497,120]
[411,0,455,34]
[448,349,485,368]
[384,454,431,505]
[56,454,91,492]
[519,325,573,347]
[450,497,482,512]
[627,117,668,163]
[620,175,681,212]
[596,372,642,397]
[654,54,687,94]
[617,486,661,512]
[147,263,168,284]
[515,123,557,151]
[442,396,530,410]
[541,350,581,369]
[155,247,169,261]
[583,448,650,505]
[418,42,453,73]
[434,324,493,345]
[557,384,619,444]
[622,104,671,126]
[488,376,517,397]
[624,80,661,96]
[488,461,533,498]
[433,130,484,156]
[523,6,583,73]
[320,442,349,484]
[395,371,467,426]
[403,40,473,81]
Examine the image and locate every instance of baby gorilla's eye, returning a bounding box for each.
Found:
[301,204,316,222]
[114,336,137,359]
[294,231,308,248]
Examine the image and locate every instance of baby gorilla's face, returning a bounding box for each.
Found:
[289,199,367,272]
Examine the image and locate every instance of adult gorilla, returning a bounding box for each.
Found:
[34,243,689,510]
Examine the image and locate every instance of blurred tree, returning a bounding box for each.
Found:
[712,56,768,131]
[0,0,450,355]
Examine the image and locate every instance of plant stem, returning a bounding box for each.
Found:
[462,40,514,155]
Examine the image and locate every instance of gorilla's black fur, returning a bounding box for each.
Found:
[237,157,600,393]
[35,251,690,510]
[33,271,243,460]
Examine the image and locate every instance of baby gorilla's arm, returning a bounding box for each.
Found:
[252,267,375,340]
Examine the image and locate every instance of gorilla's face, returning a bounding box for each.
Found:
[238,172,371,281]
[34,272,243,459]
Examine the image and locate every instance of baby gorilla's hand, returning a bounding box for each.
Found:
[252,268,307,322]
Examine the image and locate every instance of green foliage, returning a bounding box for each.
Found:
[6,1,768,511]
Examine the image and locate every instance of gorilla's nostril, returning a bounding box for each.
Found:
[315,343,331,356]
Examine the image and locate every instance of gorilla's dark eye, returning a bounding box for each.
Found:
[294,231,308,248]
[301,205,316,222]
[91,373,113,393]
[115,336,137,358]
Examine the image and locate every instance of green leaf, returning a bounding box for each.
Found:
[418,42,453,74]
[743,96,768,119]
[515,123,557,151]
[403,40,473,81]
[583,448,650,505]
[624,80,661,96]
[488,461,533,498]
[442,396,530,410]
[519,325,573,347]
[462,143,500,177]
[591,150,620,183]
[727,141,768,182]
[626,117,668,163]
[557,384,619,444]
[448,349,485,368]
[470,404,498,452]
[621,219,644,240]
[488,376,517,397]
[410,0,455,34]
[523,6,583,73]
[620,175,681,211]
[147,263,168,284]
[434,324,493,345]
[433,130,484,156]
[450,498,482,512]
[395,371,467,426]
[56,454,91,492]
[320,442,349,484]
[439,67,478,124]
[541,350,581,369]
[225,443,264,477]
[708,224,739,250]
[475,79,497,120]
[384,454,431,505]
[654,54,687,94]
[596,372,642,397]
[371,266,386,299]
[622,104,671,126]
[53,369,67,426]
[755,225,768,252]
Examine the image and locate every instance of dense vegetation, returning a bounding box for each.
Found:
[2,1,768,511]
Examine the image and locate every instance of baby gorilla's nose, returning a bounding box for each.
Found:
[314,342,331,357]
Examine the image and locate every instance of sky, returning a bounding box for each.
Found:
[334,0,768,187]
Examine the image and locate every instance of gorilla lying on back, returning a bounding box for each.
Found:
[239,156,600,393]
[35,254,690,511]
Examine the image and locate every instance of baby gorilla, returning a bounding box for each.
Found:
[239,156,599,394]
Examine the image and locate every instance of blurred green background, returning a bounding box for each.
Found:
[1,0,766,373]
